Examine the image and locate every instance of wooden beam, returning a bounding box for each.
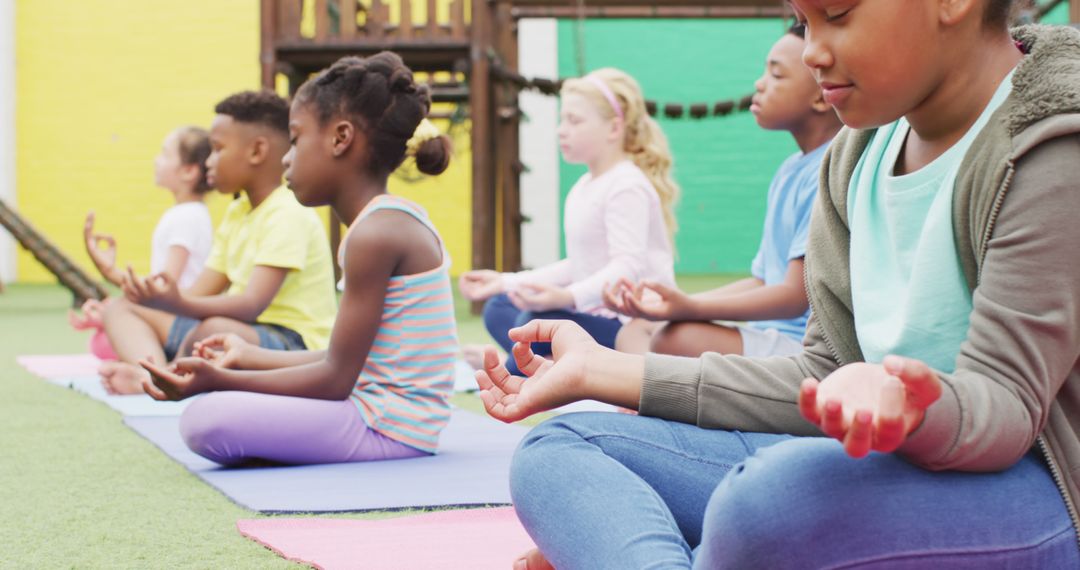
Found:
[494,0,522,272]
[512,5,786,18]
[315,0,330,40]
[340,0,357,39]
[260,0,277,89]
[470,0,496,280]
[1072,0,1079,22]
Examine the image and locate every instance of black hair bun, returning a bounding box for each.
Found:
[414,134,452,176]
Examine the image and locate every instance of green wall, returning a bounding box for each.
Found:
[553,11,1075,274]
[557,18,798,273]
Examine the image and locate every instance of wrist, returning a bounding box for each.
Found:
[582,348,644,409]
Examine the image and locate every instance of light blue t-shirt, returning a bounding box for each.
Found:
[849,72,1014,373]
[749,143,829,341]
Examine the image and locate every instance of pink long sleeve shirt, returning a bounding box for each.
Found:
[503,160,676,320]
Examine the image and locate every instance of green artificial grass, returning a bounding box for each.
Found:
[0,275,741,566]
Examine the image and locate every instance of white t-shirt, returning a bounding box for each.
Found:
[151,202,213,289]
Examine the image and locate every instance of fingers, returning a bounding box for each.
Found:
[138,358,178,383]
[142,377,170,401]
[640,279,676,299]
[873,376,907,453]
[884,355,942,409]
[511,342,548,378]
[821,398,845,439]
[623,290,662,320]
[479,345,524,395]
[601,282,624,312]
[507,319,563,344]
[798,378,821,424]
[843,410,874,458]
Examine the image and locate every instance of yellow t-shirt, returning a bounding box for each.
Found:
[205,186,337,350]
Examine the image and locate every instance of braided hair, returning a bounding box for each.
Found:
[295,52,451,177]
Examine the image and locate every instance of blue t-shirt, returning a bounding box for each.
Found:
[749,143,829,341]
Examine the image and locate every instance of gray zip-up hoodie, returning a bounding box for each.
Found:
[639,24,1080,535]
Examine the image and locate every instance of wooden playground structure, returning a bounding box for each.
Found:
[1,0,1076,301]
[259,0,789,278]
[259,0,1079,278]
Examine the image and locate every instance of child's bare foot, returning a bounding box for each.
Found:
[99,361,151,395]
[461,344,489,370]
[513,548,554,570]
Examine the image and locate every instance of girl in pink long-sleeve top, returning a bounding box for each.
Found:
[460,68,678,374]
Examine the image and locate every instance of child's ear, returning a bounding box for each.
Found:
[178,163,200,185]
[608,116,625,144]
[939,0,979,26]
[248,136,270,166]
[331,121,354,157]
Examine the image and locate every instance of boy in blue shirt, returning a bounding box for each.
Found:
[606,24,842,358]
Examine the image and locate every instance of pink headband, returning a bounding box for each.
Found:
[585,74,623,121]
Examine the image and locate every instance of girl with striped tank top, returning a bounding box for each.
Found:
[140,52,457,465]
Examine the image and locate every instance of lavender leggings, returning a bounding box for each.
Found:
[179,391,428,466]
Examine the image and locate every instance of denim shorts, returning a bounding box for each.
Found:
[163,316,307,361]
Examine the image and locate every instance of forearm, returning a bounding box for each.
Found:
[237,348,327,370]
[172,293,266,322]
[690,283,808,322]
[639,315,839,432]
[212,358,354,400]
[691,277,764,300]
[99,266,125,288]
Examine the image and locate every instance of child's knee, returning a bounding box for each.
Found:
[649,322,692,354]
[696,438,851,565]
[179,393,242,464]
[101,297,134,326]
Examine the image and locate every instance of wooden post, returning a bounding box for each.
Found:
[400,0,414,39]
[493,0,522,272]
[315,0,330,40]
[340,0,357,39]
[259,0,277,89]
[450,0,465,40]
[470,0,496,286]
[1072,0,1079,23]
[427,0,440,38]
[370,0,385,39]
[279,0,301,41]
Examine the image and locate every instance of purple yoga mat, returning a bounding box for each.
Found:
[124,409,529,513]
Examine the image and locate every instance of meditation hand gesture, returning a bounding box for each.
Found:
[194,333,251,369]
[69,299,107,331]
[140,357,219,401]
[602,278,695,321]
[508,283,575,313]
[476,320,602,423]
[83,212,118,277]
[798,357,943,458]
[121,266,180,311]
[458,270,504,301]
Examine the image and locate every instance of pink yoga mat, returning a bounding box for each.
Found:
[237,507,535,570]
[16,354,101,379]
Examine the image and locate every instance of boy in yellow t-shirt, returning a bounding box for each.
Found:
[100,90,337,394]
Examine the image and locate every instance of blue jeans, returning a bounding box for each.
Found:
[483,293,622,375]
[511,413,1079,569]
[164,317,307,361]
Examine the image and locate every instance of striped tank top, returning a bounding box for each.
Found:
[338,195,457,454]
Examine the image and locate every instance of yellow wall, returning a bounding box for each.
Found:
[15,0,472,283]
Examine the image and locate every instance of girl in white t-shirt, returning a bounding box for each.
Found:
[459,68,679,374]
[71,126,214,359]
